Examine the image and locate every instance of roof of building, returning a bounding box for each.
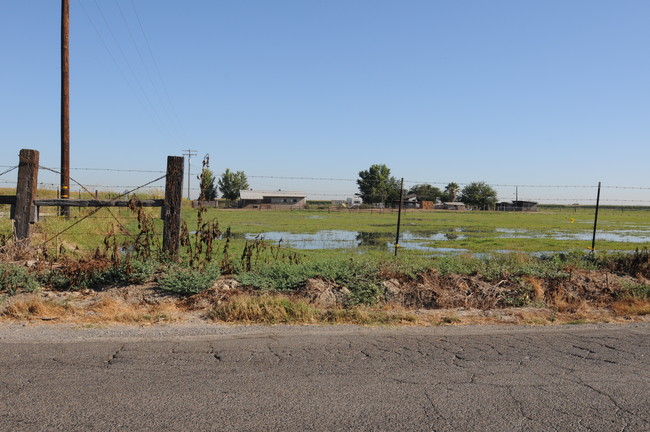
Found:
[240,190,306,200]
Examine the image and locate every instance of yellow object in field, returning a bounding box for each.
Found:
[570,218,575,223]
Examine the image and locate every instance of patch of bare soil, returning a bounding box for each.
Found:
[1,270,648,326]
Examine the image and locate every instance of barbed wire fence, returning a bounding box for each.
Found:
[2,164,650,253]
[0,164,169,249]
[2,165,650,205]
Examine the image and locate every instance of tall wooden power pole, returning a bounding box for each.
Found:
[182,149,197,200]
[60,0,70,217]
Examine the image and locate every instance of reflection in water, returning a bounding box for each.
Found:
[244,230,360,250]
[357,231,389,248]
[239,227,650,254]
[240,230,466,252]
[495,228,650,243]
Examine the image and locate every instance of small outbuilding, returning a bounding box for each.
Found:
[239,190,306,209]
[443,202,466,211]
[496,200,538,212]
[399,193,420,209]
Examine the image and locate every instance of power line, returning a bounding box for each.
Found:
[249,175,357,182]
[113,0,188,148]
[70,167,165,173]
[128,0,193,147]
[76,0,177,145]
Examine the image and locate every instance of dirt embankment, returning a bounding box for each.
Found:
[1,268,648,326]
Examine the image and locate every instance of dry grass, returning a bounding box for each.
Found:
[611,297,650,316]
[87,297,179,324]
[2,295,72,320]
[526,277,545,303]
[0,293,182,324]
[208,294,318,324]
[208,293,422,325]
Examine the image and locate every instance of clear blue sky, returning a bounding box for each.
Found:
[1,0,649,204]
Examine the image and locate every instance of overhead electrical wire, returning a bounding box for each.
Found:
[92,0,178,142]
[129,0,193,147]
[113,0,189,148]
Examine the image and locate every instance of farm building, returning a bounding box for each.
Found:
[346,197,363,208]
[400,193,420,209]
[239,190,306,209]
[496,200,538,212]
[443,202,466,211]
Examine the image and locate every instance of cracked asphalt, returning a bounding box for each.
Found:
[1,323,648,431]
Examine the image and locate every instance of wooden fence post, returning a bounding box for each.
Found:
[163,156,184,259]
[14,149,39,241]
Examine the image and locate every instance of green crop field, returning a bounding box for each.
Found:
[184,206,649,256]
[2,203,649,257]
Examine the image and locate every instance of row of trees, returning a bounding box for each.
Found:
[198,160,497,209]
[357,164,499,209]
[199,157,249,202]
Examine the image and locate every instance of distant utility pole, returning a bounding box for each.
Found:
[60,0,70,217]
[182,149,197,200]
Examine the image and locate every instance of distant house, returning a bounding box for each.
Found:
[346,197,363,208]
[400,193,420,209]
[239,190,306,209]
[496,200,538,212]
[443,202,466,211]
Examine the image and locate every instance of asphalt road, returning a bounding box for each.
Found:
[1,323,648,431]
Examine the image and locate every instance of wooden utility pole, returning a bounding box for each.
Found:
[182,149,197,200]
[163,156,184,260]
[14,150,40,241]
[60,0,70,217]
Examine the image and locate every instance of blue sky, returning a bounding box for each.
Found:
[1,0,649,204]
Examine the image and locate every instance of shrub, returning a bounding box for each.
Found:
[158,265,220,295]
[599,249,650,278]
[0,263,40,295]
[236,257,385,306]
[40,259,156,291]
[432,253,571,280]
[617,281,650,299]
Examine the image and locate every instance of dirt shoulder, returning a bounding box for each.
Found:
[1,268,648,327]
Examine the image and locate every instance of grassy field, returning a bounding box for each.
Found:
[2,198,650,324]
[1,201,650,257]
[183,206,650,255]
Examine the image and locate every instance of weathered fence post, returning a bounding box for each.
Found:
[163,156,184,260]
[14,149,39,241]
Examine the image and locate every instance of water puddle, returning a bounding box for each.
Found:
[240,226,650,253]
[243,230,468,252]
[495,228,650,243]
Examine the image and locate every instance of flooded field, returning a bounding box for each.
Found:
[243,225,650,255]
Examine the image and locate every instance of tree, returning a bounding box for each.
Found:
[408,184,442,202]
[356,164,401,205]
[460,181,498,210]
[218,169,249,202]
[199,168,217,201]
[443,182,461,202]
[198,154,217,201]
